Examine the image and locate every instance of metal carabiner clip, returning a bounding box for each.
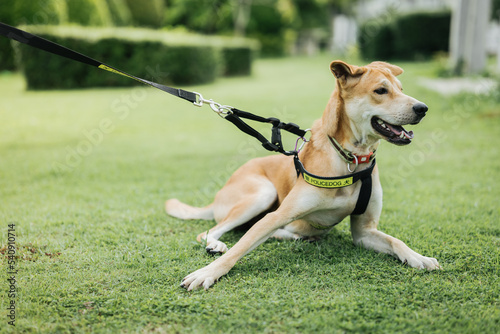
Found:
[294,129,311,153]
[192,92,233,118]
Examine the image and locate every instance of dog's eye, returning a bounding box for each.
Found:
[374,88,388,95]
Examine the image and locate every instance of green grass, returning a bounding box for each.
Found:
[1,54,499,333]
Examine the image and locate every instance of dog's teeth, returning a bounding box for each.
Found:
[377,119,384,125]
[382,124,388,129]
[400,132,405,139]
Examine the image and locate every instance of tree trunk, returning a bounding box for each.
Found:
[450,0,492,74]
[233,0,252,37]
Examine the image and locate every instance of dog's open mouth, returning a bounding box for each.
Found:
[371,117,414,145]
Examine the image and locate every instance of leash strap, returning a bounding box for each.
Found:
[0,22,198,103]
[0,22,309,156]
[294,156,375,215]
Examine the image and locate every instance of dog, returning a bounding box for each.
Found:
[166,60,441,291]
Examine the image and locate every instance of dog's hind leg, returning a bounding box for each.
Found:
[198,178,278,254]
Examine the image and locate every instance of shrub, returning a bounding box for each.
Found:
[13,26,258,89]
[222,47,254,76]
[105,0,133,26]
[0,0,67,71]
[67,0,113,26]
[0,0,68,25]
[247,4,289,57]
[124,0,165,28]
[0,39,15,71]
[358,19,395,61]
[392,11,451,60]
[359,10,451,61]
[164,0,233,35]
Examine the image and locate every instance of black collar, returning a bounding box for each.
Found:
[328,136,376,165]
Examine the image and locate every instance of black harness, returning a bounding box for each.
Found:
[294,157,375,216]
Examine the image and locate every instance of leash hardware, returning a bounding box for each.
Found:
[193,92,233,118]
[347,155,359,173]
[294,128,311,153]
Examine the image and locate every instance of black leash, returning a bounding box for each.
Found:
[0,22,306,155]
[1,22,373,215]
[0,23,198,103]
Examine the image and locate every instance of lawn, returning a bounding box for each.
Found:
[0,54,499,333]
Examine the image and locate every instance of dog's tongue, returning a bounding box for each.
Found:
[386,123,414,139]
[386,123,403,135]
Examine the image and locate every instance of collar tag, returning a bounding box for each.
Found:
[354,152,373,164]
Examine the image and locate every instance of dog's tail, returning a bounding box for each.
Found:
[165,199,214,220]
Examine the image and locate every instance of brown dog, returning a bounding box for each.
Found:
[166,60,441,291]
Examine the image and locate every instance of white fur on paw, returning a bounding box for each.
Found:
[206,240,228,254]
[404,253,441,270]
[180,265,224,291]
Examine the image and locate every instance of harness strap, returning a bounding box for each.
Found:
[225,112,280,152]
[226,108,307,155]
[351,172,372,215]
[294,156,375,215]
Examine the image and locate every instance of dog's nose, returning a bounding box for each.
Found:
[413,102,428,116]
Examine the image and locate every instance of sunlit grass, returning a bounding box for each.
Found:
[0,54,498,333]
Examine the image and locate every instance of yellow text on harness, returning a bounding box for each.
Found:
[303,173,353,188]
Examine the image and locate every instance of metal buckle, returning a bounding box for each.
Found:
[193,92,233,118]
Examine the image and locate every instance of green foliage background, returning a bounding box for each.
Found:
[359,11,451,61]
[13,25,257,88]
[1,0,361,70]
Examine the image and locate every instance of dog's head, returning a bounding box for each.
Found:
[330,60,427,146]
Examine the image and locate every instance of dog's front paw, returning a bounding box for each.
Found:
[404,252,441,270]
[206,240,228,254]
[180,263,227,291]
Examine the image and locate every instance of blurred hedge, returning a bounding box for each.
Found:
[67,0,113,27]
[0,0,68,71]
[105,0,133,26]
[358,20,395,61]
[125,0,165,28]
[222,47,254,76]
[359,11,451,61]
[13,26,259,89]
[0,37,16,71]
[247,4,289,57]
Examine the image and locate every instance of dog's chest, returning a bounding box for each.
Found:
[302,188,359,227]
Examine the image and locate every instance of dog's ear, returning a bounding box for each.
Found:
[369,61,404,76]
[330,60,366,82]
